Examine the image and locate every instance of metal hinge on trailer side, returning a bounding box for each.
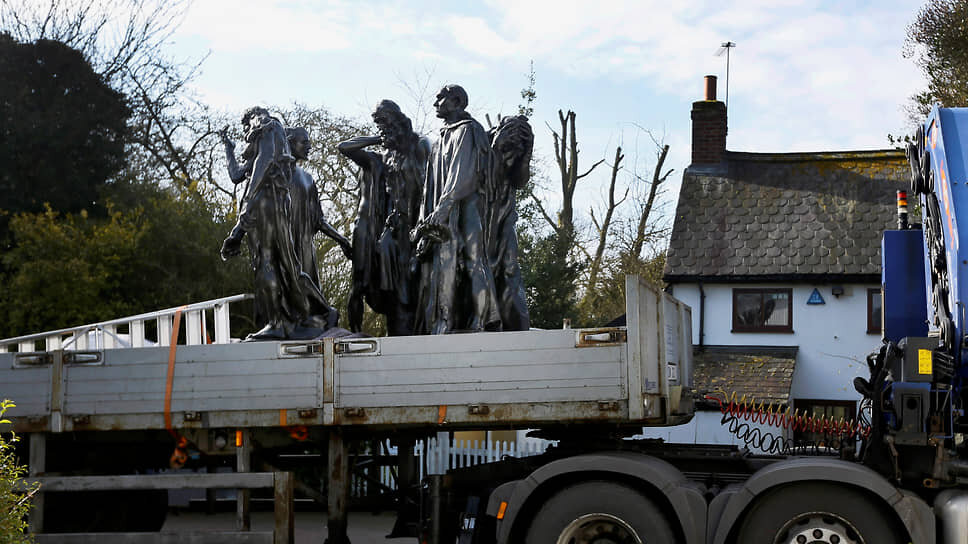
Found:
[576,328,628,347]
[280,339,380,356]
[13,350,103,368]
[335,339,379,355]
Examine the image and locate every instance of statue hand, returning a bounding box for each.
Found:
[220,231,243,260]
[219,127,235,151]
[385,211,400,230]
[414,237,431,260]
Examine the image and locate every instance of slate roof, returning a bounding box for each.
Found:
[665,150,908,282]
[692,345,798,410]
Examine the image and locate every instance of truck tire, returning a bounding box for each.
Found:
[736,482,906,544]
[524,480,676,544]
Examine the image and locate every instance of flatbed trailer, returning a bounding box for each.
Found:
[1,276,692,435]
[2,275,960,543]
[0,276,695,542]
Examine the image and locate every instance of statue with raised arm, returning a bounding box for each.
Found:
[287,126,350,330]
[412,85,500,334]
[485,115,533,331]
[219,106,329,340]
[337,100,429,335]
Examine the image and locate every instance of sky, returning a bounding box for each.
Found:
[169,0,926,231]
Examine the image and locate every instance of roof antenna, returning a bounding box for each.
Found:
[714,41,736,108]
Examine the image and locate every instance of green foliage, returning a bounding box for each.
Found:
[518,61,536,118]
[519,229,583,329]
[904,0,968,118]
[0,34,129,223]
[0,400,35,543]
[0,181,251,339]
[577,252,667,327]
[0,205,144,337]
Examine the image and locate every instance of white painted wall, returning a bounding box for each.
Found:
[640,412,787,455]
[669,282,879,402]
[643,282,879,451]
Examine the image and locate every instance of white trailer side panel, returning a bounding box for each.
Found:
[337,329,626,408]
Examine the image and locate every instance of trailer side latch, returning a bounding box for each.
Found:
[577,329,628,347]
[281,342,323,356]
[344,407,366,418]
[13,353,51,367]
[64,351,102,365]
[598,401,620,412]
[335,340,380,355]
[468,404,490,415]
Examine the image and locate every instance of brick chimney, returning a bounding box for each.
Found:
[691,75,727,165]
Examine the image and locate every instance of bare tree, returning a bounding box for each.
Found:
[629,130,673,260]
[532,110,605,238]
[0,0,221,192]
[587,146,628,290]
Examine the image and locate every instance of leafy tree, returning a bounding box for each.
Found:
[0,0,222,194]
[100,180,252,328]
[519,230,583,329]
[0,181,252,339]
[0,205,145,337]
[1,400,36,543]
[0,33,129,225]
[904,0,968,118]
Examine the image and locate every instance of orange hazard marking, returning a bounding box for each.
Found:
[437,405,447,424]
[164,306,188,437]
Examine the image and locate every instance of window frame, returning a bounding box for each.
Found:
[731,288,794,333]
[867,288,882,335]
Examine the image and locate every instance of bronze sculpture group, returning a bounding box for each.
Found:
[220,86,532,340]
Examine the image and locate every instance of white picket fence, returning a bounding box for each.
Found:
[0,294,252,353]
[361,437,554,496]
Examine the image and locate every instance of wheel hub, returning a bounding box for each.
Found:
[777,512,863,544]
[556,513,644,544]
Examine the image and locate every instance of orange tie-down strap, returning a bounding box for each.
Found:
[278,409,308,441]
[165,306,189,467]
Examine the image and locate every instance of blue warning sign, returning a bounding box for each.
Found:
[807,288,825,305]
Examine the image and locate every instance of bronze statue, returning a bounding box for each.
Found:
[486,115,533,331]
[219,107,332,340]
[286,126,350,331]
[412,85,501,334]
[338,101,429,335]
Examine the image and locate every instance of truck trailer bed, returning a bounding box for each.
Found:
[0,276,692,434]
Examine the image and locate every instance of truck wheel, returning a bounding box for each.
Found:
[736,482,905,544]
[524,480,675,544]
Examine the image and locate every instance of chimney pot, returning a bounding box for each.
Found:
[704,75,717,101]
[691,76,727,166]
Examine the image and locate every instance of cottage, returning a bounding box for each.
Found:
[649,77,908,450]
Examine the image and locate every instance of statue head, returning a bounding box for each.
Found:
[372,100,414,150]
[434,84,468,120]
[286,127,311,160]
[491,115,533,165]
[241,106,270,130]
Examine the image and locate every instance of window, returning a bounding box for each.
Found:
[868,288,882,335]
[732,288,792,333]
[794,399,857,446]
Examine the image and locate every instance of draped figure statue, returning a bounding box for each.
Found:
[485,115,533,331]
[411,85,500,334]
[338,101,428,335]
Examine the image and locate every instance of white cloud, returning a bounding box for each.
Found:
[178,0,353,52]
